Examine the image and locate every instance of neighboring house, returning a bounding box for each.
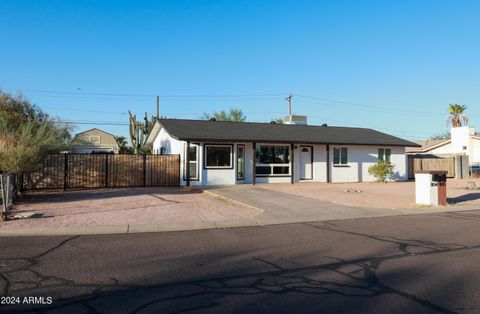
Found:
[71,128,120,154]
[144,117,419,186]
[406,126,480,164]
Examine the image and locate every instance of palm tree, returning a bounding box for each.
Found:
[201,108,247,122]
[114,136,133,154]
[446,104,468,127]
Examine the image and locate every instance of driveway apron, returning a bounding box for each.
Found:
[206,186,406,224]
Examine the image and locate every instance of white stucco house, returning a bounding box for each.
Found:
[144,117,419,186]
[406,126,480,164]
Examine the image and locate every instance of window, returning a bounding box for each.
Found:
[333,147,348,165]
[90,136,100,143]
[205,145,232,168]
[255,145,290,176]
[378,148,391,162]
[184,144,198,180]
[237,145,245,180]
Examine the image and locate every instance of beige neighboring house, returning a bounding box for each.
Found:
[406,126,480,164]
[71,128,119,154]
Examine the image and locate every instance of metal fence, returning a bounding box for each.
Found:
[0,172,21,218]
[23,154,180,190]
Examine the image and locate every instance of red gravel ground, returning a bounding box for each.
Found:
[1,187,261,229]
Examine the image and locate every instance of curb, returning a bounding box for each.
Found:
[201,189,265,213]
[0,219,261,237]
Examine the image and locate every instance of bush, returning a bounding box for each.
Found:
[0,90,71,173]
[368,160,395,183]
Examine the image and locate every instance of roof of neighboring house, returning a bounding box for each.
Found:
[73,128,117,139]
[72,128,119,148]
[405,139,450,153]
[145,119,420,147]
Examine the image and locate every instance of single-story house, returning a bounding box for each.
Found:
[144,118,419,186]
[71,128,120,154]
[406,126,480,164]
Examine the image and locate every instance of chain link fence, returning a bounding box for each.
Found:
[0,172,21,220]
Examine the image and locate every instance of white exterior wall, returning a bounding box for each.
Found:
[451,127,474,153]
[152,129,408,185]
[469,138,480,164]
[329,145,407,182]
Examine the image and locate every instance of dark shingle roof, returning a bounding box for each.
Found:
[156,119,420,147]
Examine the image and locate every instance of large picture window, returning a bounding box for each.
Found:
[255,145,290,176]
[333,147,348,165]
[205,145,233,168]
[184,144,198,180]
[378,148,391,162]
[237,145,245,180]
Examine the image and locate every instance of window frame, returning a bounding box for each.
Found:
[90,135,101,144]
[378,148,392,162]
[204,144,234,169]
[333,147,348,166]
[236,144,246,180]
[255,144,291,177]
[184,143,199,181]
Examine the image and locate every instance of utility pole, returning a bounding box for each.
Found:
[285,94,293,116]
[156,96,159,119]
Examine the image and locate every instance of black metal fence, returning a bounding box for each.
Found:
[1,172,21,218]
[23,154,180,190]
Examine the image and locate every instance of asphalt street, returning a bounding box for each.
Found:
[1,210,480,313]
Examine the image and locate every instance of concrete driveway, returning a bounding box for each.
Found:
[206,185,480,225]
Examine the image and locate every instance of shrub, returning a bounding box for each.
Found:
[0,90,71,173]
[368,160,395,183]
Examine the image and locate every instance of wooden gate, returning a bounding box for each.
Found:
[408,156,455,179]
[23,154,180,190]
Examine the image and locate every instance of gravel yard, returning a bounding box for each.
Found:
[259,179,480,209]
[0,187,261,229]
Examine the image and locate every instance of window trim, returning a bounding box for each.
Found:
[90,135,101,143]
[184,143,199,181]
[255,144,291,177]
[236,144,246,180]
[204,144,234,169]
[378,148,392,162]
[333,147,348,166]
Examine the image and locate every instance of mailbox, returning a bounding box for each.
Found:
[415,171,447,206]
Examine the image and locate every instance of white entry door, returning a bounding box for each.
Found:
[299,146,313,180]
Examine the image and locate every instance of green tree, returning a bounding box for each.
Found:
[114,136,133,154]
[429,131,450,141]
[368,160,395,183]
[446,104,468,127]
[0,90,71,172]
[201,108,247,122]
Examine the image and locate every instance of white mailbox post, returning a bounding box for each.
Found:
[415,171,447,206]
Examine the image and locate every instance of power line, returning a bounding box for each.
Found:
[5,88,286,99]
[295,94,439,116]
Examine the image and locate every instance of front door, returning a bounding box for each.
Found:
[299,146,313,180]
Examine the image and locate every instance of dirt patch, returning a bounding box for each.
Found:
[0,187,261,229]
[259,179,480,209]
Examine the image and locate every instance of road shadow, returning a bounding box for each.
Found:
[0,223,471,313]
[448,192,480,204]
[15,187,201,205]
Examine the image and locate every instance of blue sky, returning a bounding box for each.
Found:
[1,0,479,141]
